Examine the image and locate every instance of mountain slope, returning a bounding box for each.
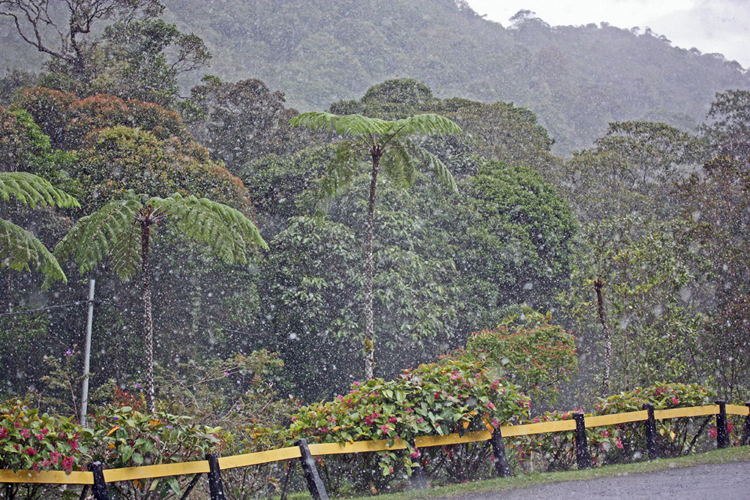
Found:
[3,0,748,154]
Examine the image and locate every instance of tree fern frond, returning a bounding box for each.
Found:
[387,114,463,137]
[0,218,66,283]
[151,194,268,266]
[412,145,459,193]
[0,172,80,210]
[382,142,416,188]
[54,191,143,280]
[291,112,390,137]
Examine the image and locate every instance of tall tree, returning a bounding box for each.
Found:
[290,112,461,379]
[0,0,208,104]
[54,190,267,413]
[0,172,79,282]
[0,0,162,81]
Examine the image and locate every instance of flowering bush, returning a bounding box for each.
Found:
[595,382,715,460]
[0,399,84,473]
[509,409,610,472]
[460,308,577,406]
[287,358,528,493]
[85,405,221,499]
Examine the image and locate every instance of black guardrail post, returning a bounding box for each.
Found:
[643,403,659,460]
[715,400,730,449]
[408,442,428,490]
[742,402,750,446]
[88,462,110,500]
[490,427,513,477]
[206,454,226,500]
[296,439,329,500]
[573,413,592,469]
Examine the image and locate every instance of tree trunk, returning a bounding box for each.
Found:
[141,222,155,413]
[594,278,611,396]
[363,154,379,380]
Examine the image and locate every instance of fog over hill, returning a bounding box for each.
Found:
[3,0,749,154]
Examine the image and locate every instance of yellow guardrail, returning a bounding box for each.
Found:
[1,404,747,485]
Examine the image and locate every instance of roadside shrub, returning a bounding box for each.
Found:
[287,358,529,493]
[508,409,610,472]
[595,382,715,461]
[459,308,577,406]
[86,405,221,499]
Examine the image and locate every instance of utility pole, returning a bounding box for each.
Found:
[80,279,95,426]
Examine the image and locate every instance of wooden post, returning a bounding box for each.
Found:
[742,402,750,446]
[643,403,659,460]
[88,462,110,500]
[296,439,329,500]
[206,454,226,500]
[490,427,513,477]
[573,413,592,469]
[715,400,730,449]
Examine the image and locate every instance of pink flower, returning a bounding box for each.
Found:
[491,418,500,428]
[670,396,680,405]
[20,428,30,439]
[709,428,718,438]
[40,428,49,436]
[387,417,397,424]
[410,450,420,459]
[491,380,500,390]
[615,439,623,449]
[353,381,360,387]
[24,447,36,456]
[62,456,74,473]
[487,402,495,410]
[379,424,390,435]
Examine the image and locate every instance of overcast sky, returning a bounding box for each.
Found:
[466,0,750,69]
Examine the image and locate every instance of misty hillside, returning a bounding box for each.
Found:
[3,0,750,154]
[159,0,750,154]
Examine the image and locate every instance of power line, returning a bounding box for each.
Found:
[0,300,125,318]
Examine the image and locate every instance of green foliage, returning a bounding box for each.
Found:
[287,358,528,491]
[96,18,211,106]
[0,172,79,282]
[699,89,750,164]
[677,154,750,400]
[595,383,715,459]
[561,215,708,393]
[461,308,578,405]
[54,190,266,281]
[183,76,307,173]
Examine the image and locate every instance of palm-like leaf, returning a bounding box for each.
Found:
[53,191,143,280]
[151,193,268,264]
[0,218,66,282]
[55,191,268,281]
[0,172,80,209]
[0,172,79,284]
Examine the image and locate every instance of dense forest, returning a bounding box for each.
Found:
[2,0,749,155]
[0,0,749,496]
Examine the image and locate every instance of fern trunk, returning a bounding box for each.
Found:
[141,222,155,414]
[363,153,379,380]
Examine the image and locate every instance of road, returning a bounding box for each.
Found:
[444,461,750,500]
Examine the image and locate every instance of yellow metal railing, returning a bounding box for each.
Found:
[0,403,747,485]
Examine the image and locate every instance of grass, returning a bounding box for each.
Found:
[321,447,750,500]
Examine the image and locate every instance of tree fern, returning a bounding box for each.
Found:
[291,111,461,380]
[0,172,79,283]
[0,218,66,282]
[54,189,267,413]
